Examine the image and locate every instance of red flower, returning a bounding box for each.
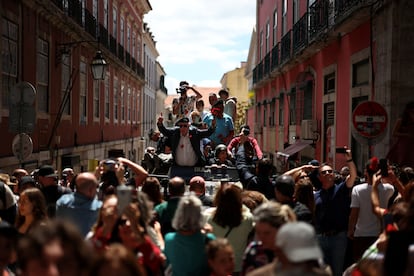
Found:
[369,157,379,171]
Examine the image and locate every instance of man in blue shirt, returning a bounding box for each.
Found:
[56,172,102,237]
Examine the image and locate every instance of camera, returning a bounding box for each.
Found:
[379,158,389,177]
[336,147,347,154]
[243,129,250,136]
[102,159,118,172]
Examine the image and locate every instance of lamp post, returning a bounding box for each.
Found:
[91,50,107,80]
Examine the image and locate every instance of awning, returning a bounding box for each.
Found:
[277,140,313,157]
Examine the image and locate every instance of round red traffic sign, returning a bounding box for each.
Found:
[352,101,388,138]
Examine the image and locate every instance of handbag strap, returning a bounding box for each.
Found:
[224,226,233,238]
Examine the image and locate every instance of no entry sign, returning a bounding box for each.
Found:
[352,101,388,138]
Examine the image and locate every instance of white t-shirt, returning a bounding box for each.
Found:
[175,135,198,166]
[351,182,394,237]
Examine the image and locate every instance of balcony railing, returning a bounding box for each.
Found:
[99,24,109,49]
[125,52,131,67]
[109,35,117,55]
[264,52,271,77]
[118,44,124,61]
[68,0,83,26]
[309,0,329,40]
[292,13,308,54]
[281,30,291,63]
[84,10,97,39]
[271,43,279,70]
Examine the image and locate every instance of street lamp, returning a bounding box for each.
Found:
[91,50,107,80]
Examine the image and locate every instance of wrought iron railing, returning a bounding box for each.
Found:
[309,0,329,40]
[292,13,308,54]
[271,43,279,70]
[280,30,291,63]
[264,52,271,77]
[118,44,124,61]
[109,35,117,55]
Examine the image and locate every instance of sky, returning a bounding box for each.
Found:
[144,1,256,95]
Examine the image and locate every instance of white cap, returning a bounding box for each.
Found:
[276,222,323,263]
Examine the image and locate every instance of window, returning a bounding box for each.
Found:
[289,88,296,125]
[127,87,131,121]
[265,21,270,53]
[352,59,369,87]
[270,99,276,126]
[103,0,108,28]
[273,9,278,46]
[2,18,18,109]
[293,0,299,24]
[94,81,100,118]
[120,17,124,46]
[121,81,125,121]
[259,30,263,60]
[282,0,288,34]
[79,60,87,124]
[279,93,284,125]
[81,0,86,26]
[127,25,131,52]
[132,32,136,59]
[104,74,109,119]
[303,80,313,120]
[37,38,49,113]
[114,77,118,121]
[324,73,335,94]
[112,6,117,38]
[61,54,71,115]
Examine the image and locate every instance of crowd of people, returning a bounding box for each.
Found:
[0,83,413,276]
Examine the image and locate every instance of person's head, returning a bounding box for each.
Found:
[213,184,243,228]
[340,166,350,180]
[318,163,335,189]
[274,175,295,203]
[256,158,273,177]
[175,117,190,136]
[62,168,74,182]
[202,138,212,155]
[18,176,36,194]
[215,144,228,163]
[178,81,189,95]
[189,176,206,196]
[141,176,163,206]
[17,188,47,225]
[37,165,58,187]
[294,178,316,213]
[209,93,218,107]
[275,221,323,265]
[211,100,224,118]
[190,110,201,124]
[239,125,250,136]
[241,190,269,212]
[0,221,18,269]
[218,89,229,100]
[148,129,161,142]
[91,194,119,234]
[17,220,94,276]
[206,238,235,276]
[12,168,28,182]
[196,99,205,112]
[168,177,186,197]
[90,243,146,276]
[172,194,204,232]
[364,157,381,181]
[253,201,297,250]
[75,172,98,199]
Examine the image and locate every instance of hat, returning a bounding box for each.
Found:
[38,165,58,178]
[175,117,190,126]
[218,89,229,96]
[276,222,323,263]
[202,138,212,148]
[179,81,189,86]
[274,175,295,197]
[19,176,36,187]
[212,99,224,108]
[308,159,320,166]
[0,173,15,186]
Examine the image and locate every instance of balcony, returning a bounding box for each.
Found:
[292,13,308,54]
[125,52,131,67]
[264,52,271,77]
[271,43,279,71]
[84,10,97,39]
[280,30,291,64]
[99,24,109,49]
[67,0,83,26]
[118,44,124,61]
[109,35,117,55]
[309,0,329,40]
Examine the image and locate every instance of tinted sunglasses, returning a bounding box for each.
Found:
[320,170,333,175]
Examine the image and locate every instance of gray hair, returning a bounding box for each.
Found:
[253,201,296,229]
[172,193,204,232]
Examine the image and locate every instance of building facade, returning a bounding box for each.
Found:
[252,0,414,172]
[0,0,153,174]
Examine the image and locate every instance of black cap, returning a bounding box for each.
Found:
[38,165,58,178]
[212,99,224,108]
[179,81,189,86]
[175,117,190,126]
[218,89,229,96]
[20,176,36,187]
[274,175,295,197]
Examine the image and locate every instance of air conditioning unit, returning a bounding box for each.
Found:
[301,120,317,140]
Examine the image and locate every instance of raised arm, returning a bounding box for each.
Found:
[188,86,203,100]
[117,157,148,187]
[344,148,357,188]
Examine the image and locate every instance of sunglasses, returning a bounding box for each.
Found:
[320,170,333,175]
[298,175,308,179]
[178,124,188,128]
